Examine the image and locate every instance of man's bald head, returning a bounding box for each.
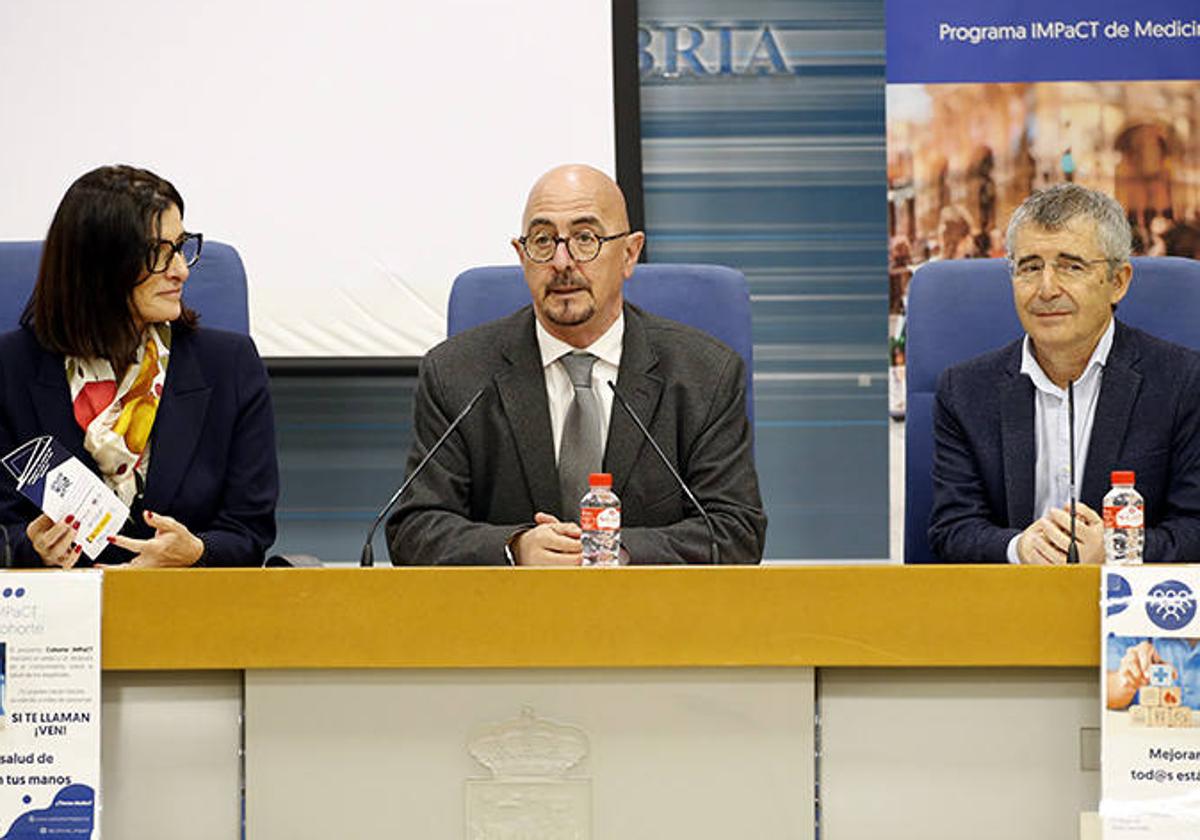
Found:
[513,163,645,348]
[521,164,631,233]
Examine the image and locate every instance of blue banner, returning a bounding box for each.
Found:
[887,0,1200,83]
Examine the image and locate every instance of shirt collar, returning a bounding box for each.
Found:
[535,311,624,370]
[1020,317,1114,396]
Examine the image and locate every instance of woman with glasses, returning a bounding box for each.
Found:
[0,165,278,567]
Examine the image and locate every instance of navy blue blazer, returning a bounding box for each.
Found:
[0,325,278,567]
[928,321,1200,564]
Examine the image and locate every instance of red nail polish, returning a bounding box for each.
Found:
[105,536,115,544]
[72,521,80,530]
[146,511,155,521]
[74,544,82,554]
[64,515,74,524]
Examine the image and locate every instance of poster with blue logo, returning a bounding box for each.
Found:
[1102,567,1200,837]
[884,0,1200,417]
[0,573,101,839]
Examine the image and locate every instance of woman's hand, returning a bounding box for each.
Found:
[26,514,83,568]
[106,510,204,568]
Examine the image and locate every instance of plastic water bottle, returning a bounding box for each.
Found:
[1103,470,1144,565]
[580,472,621,566]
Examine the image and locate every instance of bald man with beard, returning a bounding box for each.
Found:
[386,165,766,566]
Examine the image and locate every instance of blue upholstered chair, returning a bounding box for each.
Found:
[904,256,1200,564]
[0,240,250,334]
[448,264,754,422]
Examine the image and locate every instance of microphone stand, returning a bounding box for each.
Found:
[607,382,720,564]
[359,388,485,567]
[1067,379,1079,564]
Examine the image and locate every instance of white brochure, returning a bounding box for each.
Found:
[1102,566,1200,839]
[0,571,102,838]
[1,436,127,561]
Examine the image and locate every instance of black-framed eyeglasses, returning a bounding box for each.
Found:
[518,229,630,264]
[146,232,203,274]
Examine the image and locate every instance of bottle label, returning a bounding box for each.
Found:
[581,506,621,531]
[1104,504,1144,529]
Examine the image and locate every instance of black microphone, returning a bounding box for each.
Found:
[0,524,11,568]
[1067,379,1079,564]
[359,388,485,567]
[607,381,720,565]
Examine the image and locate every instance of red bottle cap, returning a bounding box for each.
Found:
[588,473,612,487]
[1111,470,1136,485]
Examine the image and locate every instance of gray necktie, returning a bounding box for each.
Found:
[558,353,603,519]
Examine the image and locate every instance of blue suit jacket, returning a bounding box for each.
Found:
[0,325,278,567]
[928,321,1200,563]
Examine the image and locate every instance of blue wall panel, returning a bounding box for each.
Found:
[270,376,414,565]
[639,0,888,558]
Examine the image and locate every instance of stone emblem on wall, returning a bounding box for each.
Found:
[465,706,591,840]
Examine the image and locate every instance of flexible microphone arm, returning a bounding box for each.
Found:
[359,388,485,567]
[607,381,720,565]
[1067,379,1079,564]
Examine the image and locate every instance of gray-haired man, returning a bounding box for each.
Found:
[928,183,1200,564]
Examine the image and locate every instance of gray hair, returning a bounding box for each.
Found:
[1005,183,1132,264]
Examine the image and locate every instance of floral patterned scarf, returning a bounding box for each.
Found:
[66,325,170,505]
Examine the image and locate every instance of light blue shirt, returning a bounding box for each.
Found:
[1006,319,1115,563]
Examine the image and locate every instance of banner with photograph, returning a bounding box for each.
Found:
[0,573,101,839]
[885,0,1200,416]
[1103,567,1200,838]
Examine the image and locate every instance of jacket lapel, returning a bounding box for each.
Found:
[1000,344,1036,527]
[493,310,561,516]
[1081,322,1141,507]
[603,306,663,500]
[31,349,91,465]
[142,333,211,513]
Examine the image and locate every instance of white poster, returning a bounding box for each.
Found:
[0,572,101,839]
[1102,566,1200,839]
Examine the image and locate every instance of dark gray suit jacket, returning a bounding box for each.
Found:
[386,303,766,565]
[928,321,1200,563]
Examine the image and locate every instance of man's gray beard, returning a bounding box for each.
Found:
[543,276,595,326]
[545,299,595,326]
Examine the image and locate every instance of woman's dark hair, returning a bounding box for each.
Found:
[21,165,198,366]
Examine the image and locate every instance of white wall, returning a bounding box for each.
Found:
[0,0,615,356]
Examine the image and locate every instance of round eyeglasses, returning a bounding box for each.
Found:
[146,232,203,274]
[518,229,629,264]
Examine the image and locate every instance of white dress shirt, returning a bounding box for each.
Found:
[1006,318,1115,563]
[535,314,624,464]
